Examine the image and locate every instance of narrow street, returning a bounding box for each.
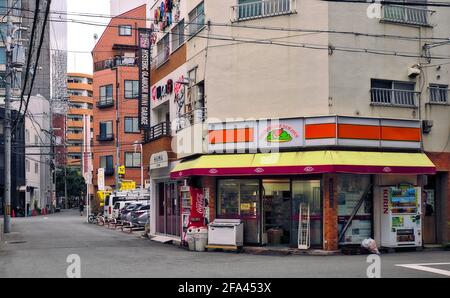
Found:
[0,211,449,278]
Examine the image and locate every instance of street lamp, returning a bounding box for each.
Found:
[133,141,143,190]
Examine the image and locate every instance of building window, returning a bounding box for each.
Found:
[370,79,417,107]
[124,117,139,133]
[99,121,113,138]
[100,155,113,170]
[188,2,205,36]
[236,0,292,21]
[429,84,449,104]
[34,162,39,174]
[156,33,170,68]
[125,152,141,168]
[25,129,30,143]
[171,19,185,51]
[382,2,431,27]
[26,159,30,172]
[119,25,132,36]
[99,84,113,103]
[124,80,139,99]
[34,135,39,145]
[0,47,6,65]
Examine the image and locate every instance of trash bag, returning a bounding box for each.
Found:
[361,238,380,255]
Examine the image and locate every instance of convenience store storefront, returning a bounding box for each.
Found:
[171,150,435,250]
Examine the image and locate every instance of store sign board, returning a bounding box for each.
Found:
[258,118,304,150]
[138,28,152,130]
[208,121,258,153]
[120,180,136,191]
[97,168,105,191]
[150,151,169,170]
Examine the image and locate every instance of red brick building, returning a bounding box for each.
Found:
[92,5,147,190]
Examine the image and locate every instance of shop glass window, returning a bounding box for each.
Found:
[124,117,139,133]
[337,174,372,245]
[124,80,139,99]
[125,152,141,168]
[291,180,322,247]
[217,179,259,244]
[119,25,132,36]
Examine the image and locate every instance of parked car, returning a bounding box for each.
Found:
[131,205,150,227]
[113,201,133,219]
[119,203,139,221]
[122,203,145,222]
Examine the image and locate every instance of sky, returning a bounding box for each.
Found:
[67,0,111,74]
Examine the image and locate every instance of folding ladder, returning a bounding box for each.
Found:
[298,203,310,249]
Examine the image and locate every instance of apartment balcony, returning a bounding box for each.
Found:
[66,133,83,141]
[67,120,83,128]
[429,87,449,104]
[96,99,114,109]
[370,88,419,107]
[144,121,171,143]
[94,56,138,72]
[175,108,207,132]
[96,134,114,142]
[151,46,170,70]
[67,146,82,153]
[381,5,434,27]
[232,0,296,22]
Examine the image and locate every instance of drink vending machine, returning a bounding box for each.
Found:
[379,185,422,247]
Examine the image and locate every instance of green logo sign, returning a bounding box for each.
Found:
[266,128,293,143]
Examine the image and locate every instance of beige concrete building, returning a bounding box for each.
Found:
[146,0,450,250]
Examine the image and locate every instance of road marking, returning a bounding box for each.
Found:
[396,263,450,277]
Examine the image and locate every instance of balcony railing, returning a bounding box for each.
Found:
[143,121,171,143]
[94,56,138,72]
[370,88,419,107]
[151,46,170,70]
[382,5,433,26]
[429,87,449,104]
[188,12,205,35]
[96,134,114,142]
[176,108,207,131]
[233,0,295,21]
[96,98,114,108]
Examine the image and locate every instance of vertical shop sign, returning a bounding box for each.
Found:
[138,28,152,129]
[189,187,205,227]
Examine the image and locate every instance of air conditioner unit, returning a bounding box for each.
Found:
[408,66,421,78]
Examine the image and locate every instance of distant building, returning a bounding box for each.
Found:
[92,5,147,190]
[66,73,94,168]
[0,109,25,217]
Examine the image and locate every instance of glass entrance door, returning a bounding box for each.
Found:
[262,179,291,246]
[291,180,322,247]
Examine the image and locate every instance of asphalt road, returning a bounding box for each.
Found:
[0,211,449,278]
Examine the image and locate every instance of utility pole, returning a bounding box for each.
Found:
[3,0,13,233]
[114,67,120,191]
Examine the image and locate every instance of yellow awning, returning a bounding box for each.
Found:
[171,151,435,178]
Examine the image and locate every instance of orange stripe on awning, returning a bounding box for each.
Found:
[208,128,254,144]
[381,126,421,141]
[305,123,336,139]
[338,124,380,140]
